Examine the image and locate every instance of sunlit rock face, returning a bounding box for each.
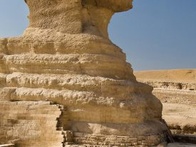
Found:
[0,0,168,146]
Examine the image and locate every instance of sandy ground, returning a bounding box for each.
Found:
[134,69,196,134]
[134,69,196,146]
[163,103,196,131]
[134,69,196,83]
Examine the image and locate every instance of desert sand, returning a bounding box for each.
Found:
[135,69,196,83]
[135,69,196,146]
[135,69,196,136]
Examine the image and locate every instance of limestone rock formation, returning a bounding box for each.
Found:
[0,0,168,146]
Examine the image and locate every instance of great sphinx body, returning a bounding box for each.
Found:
[0,0,169,146]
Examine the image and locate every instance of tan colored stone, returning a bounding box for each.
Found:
[0,0,168,146]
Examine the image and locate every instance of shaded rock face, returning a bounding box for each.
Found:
[0,0,168,146]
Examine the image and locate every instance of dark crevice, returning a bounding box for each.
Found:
[173,135,196,144]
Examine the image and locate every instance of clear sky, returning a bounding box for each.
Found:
[0,0,195,71]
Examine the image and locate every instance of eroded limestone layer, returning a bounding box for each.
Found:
[0,0,168,146]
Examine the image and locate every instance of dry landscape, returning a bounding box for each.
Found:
[0,0,195,146]
[134,69,196,144]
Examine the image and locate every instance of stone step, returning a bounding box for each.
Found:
[16,141,63,147]
[0,101,64,146]
[0,144,15,147]
[0,101,61,114]
[0,73,149,102]
[4,54,132,80]
[6,37,125,59]
[0,87,150,123]
[0,102,59,110]
[4,73,137,95]
[0,110,61,121]
[0,118,60,126]
[5,73,103,93]
[2,85,150,105]
[0,105,61,114]
[10,87,95,105]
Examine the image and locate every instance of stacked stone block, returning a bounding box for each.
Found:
[0,101,64,147]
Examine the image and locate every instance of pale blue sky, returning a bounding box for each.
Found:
[0,0,195,71]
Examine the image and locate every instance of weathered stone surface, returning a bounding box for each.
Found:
[0,0,168,146]
[0,144,15,147]
[0,101,64,146]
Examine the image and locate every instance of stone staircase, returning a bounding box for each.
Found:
[0,144,15,147]
[0,101,65,147]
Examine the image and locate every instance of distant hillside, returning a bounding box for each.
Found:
[134,69,196,83]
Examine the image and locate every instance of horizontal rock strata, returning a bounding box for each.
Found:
[0,0,169,146]
[0,101,64,147]
[0,38,168,146]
